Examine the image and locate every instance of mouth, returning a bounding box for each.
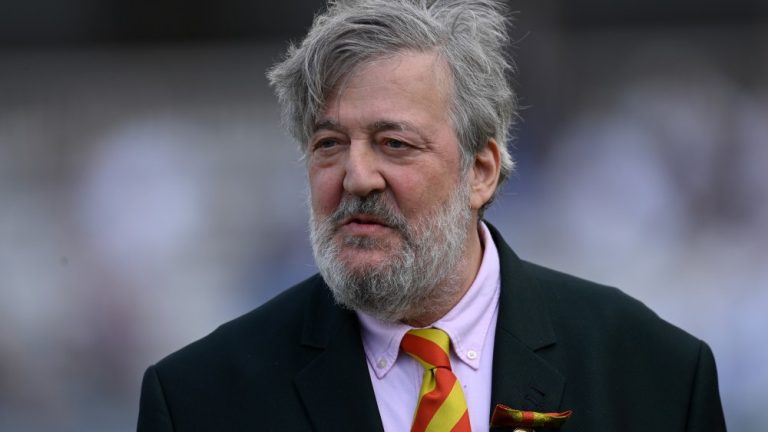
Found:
[337,213,393,236]
[340,214,390,228]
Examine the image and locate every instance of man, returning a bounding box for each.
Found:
[138,1,726,431]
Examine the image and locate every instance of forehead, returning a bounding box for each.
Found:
[318,51,454,128]
[350,50,452,90]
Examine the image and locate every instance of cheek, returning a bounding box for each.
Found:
[387,168,463,222]
[308,166,344,215]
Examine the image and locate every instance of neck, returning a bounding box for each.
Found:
[402,221,485,327]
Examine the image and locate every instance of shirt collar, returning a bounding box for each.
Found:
[357,222,501,378]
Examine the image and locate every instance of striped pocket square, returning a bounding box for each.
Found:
[490,404,572,430]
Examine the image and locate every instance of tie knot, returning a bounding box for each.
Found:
[401,328,452,370]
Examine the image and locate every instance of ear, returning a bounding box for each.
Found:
[469,138,501,211]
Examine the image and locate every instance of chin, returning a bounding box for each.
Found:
[337,247,394,271]
[337,229,402,251]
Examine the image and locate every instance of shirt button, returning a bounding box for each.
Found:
[377,358,388,369]
[467,350,478,360]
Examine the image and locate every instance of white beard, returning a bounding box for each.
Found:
[309,182,473,323]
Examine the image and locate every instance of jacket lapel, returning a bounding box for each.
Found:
[294,280,384,432]
[487,223,566,415]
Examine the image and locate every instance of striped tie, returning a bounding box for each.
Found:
[401,328,471,432]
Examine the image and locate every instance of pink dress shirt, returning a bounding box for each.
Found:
[357,222,501,432]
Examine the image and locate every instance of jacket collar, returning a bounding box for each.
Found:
[486,222,566,415]
[294,277,385,432]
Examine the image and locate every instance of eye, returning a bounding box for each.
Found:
[314,139,339,151]
[383,139,407,149]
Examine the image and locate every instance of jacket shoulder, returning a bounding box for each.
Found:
[141,274,331,430]
[516,262,724,429]
[521,260,699,348]
[152,273,326,380]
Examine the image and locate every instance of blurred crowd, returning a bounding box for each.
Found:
[1,18,766,432]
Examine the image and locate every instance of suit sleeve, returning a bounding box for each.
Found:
[685,341,727,432]
[137,365,175,432]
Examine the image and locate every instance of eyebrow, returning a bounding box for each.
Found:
[369,120,419,134]
[313,119,429,141]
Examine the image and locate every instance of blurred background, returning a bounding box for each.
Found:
[0,0,766,430]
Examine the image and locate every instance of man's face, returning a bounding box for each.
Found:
[307,51,476,322]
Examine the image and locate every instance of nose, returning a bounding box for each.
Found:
[342,141,386,197]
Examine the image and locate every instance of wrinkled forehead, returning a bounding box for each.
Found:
[320,49,454,115]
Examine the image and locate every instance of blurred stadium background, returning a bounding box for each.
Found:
[1,0,766,430]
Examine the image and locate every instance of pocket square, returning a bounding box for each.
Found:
[490,404,572,430]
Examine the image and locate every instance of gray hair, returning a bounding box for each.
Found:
[268,0,517,206]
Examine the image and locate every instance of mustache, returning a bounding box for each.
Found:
[329,193,409,234]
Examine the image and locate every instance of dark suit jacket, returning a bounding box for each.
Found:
[137,224,726,431]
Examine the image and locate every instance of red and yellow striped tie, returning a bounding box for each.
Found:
[401,328,471,432]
